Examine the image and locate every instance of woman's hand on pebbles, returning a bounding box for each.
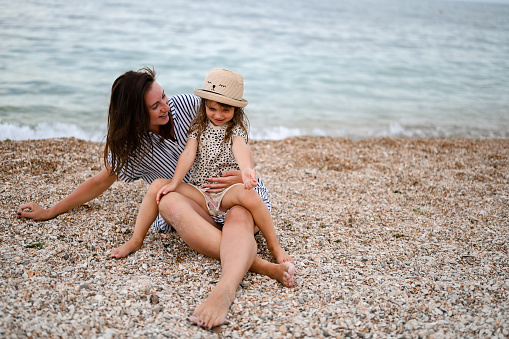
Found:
[16,203,51,221]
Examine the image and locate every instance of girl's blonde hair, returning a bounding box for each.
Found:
[189,98,249,144]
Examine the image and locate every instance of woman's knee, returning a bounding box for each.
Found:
[225,205,254,227]
[159,192,215,230]
[158,191,181,211]
[158,192,183,224]
[223,206,258,238]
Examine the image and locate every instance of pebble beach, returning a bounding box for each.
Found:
[1,136,508,338]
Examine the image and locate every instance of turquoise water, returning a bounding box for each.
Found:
[1,0,508,141]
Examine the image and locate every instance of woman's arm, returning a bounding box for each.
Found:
[17,167,118,221]
[202,170,243,192]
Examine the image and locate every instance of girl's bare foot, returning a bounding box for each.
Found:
[110,239,142,258]
[273,246,294,264]
[275,262,295,288]
[189,283,234,330]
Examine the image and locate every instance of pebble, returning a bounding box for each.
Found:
[1,137,508,337]
[149,293,159,305]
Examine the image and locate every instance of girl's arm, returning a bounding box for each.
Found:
[156,138,198,203]
[171,138,199,184]
[231,136,258,190]
[17,167,118,220]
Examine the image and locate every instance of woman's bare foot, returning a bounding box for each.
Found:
[272,246,294,264]
[275,262,295,288]
[189,283,234,330]
[110,239,142,258]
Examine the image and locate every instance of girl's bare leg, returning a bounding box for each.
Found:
[222,187,294,264]
[111,178,171,258]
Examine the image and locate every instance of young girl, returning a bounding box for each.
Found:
[156,67,293,264]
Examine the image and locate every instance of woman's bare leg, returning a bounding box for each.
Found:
[111,178,171,258]
[189,205,256,329]
[159,195,294,329]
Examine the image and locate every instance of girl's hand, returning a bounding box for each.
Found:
[242,168,258,190]
[156,183,177,204]
[203,170,243,193]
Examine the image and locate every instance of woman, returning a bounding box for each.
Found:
[17,67,294,330]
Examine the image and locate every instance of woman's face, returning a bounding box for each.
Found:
[145,81,170,134]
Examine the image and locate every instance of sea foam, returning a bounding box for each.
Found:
[0,121,106,142]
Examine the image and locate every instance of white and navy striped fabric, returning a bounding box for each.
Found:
[110,93,271,232]
[115,94,199,184]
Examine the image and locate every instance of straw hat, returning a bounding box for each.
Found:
[194,68,248,107]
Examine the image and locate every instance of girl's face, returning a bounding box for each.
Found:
[145,81,170,133]
[205,100,235,126]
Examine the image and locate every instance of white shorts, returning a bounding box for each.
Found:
[192,183,243,217]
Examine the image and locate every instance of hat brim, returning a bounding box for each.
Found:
[194,89,248,108]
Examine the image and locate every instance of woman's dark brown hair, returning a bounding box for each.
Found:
[189,98,249,145]
[103,67,174,177]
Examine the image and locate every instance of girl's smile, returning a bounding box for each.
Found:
[205,100,235,126]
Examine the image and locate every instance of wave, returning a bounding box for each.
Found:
[0,121,106,142]
[1,120,507,143]
[250,122,509,140]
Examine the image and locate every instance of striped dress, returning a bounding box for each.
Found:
[111,94,271,232]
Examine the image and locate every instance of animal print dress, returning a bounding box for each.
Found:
[187,121,272,220]
[188,122,247,186]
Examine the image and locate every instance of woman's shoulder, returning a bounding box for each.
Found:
[169,94,200,123]
[170,94,200,109]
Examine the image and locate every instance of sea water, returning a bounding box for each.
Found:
[1,0,508,141]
